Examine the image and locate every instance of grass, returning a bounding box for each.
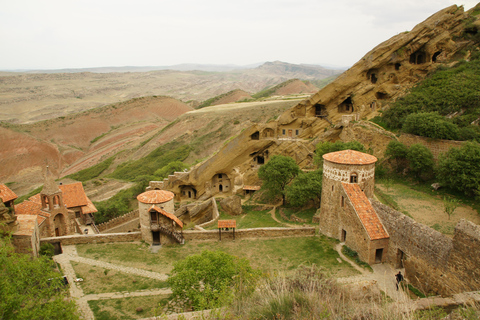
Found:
[341,246,373,272]
[71,261,168,295]
[275,207,317,225]
[88,295,169,320]
[206,205,284,230]
[76,237,359,277]
[66,156,115,182]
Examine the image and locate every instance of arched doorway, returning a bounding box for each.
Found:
[53,214,65,236]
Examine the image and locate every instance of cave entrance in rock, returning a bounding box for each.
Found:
[432,51,441,62]
[410,51,426,64]
[314,104,326,117]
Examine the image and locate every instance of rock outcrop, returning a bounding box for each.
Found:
[159,4,480,202]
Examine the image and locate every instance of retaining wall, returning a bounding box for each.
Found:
[41,232,142,246]
[183,227,316,241]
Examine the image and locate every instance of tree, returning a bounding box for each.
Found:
[385,140,408,173]
[437,142,480,197]
[314,140,365,165]
[0,237,79,320]
[285,169,323,207]
[406,144,434,180]
[443,196,460,220]
[167,250,259,311]
[258,155,300,205]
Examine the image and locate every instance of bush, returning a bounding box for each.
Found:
[403,112,459,140]
[167,250,259,311]
[407,144,434,180]
[437,141,480,197]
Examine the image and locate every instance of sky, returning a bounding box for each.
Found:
[1,0,479,70]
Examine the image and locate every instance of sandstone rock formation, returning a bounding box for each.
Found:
[220,195,243,216]
[158,5,480,202]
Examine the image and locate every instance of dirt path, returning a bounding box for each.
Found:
[335,243,410,303]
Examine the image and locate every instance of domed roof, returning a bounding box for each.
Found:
[137,190,174,204]
[322,149,377,165]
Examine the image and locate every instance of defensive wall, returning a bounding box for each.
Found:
[372,200,480,296]
[97,209,139,233]
[40,227,316,246]
[398,133,464,161]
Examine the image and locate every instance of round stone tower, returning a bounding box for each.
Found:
[319,149,377,238]
[137,190,175,244]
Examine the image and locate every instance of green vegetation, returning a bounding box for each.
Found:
[66,156,115,182]
[0,237,79,320]
[71,262,167,295]
[406,144,434,180]
[437,141,480,197]
[88,295,169,320]
[109,142,191,181]
[258,155,300,205]
[76,236,355,276]
[380,59,480,141]
[285,169,323,207]
[168,250,260,310]
[341,246,372,271]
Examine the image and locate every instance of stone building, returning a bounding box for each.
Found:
[319,150,389,264]
[0,184,40,256]
[14,169,97,238]
[137,190,184,245]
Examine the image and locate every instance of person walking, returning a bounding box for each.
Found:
[395,271,404,290]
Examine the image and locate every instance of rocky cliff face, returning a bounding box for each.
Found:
[160,4,480,200]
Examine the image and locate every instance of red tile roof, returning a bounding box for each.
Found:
[137,190,174,204]
[323,150,377,165]
[150,205,183,228]
[0,184,17,203]
[14,215,38,236]
[15,200,48,225]
[59,182,88,208]
[342,183,388,240]
[81,197,98,214]
[218,220,236,228]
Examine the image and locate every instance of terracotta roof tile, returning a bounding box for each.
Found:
[0,184,17,203]
[59,182,88,208]
[342,183,388,240]
[15,200,48,224]
[14,215,37,236]
[150,205,183,228]
[218,220,236,228]
[29,194,41,204]
[323,150,377,165]
[137,190,174,204]
[81,197,98,214]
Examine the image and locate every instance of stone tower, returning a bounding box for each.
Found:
[137,190,183,245]
[319,150,377,239]
[40,167,73,237]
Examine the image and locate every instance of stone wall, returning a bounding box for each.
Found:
[398,133,464,161]
[97,210,139,232]
[372,200,480,295]
[183,227,315,241]
[40,232,142,246]
[101,218,140,234]
[39,227,315,246]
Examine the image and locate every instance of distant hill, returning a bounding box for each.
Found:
[0,61,343,124]
[197,89,253,109]
[252,79,318,99]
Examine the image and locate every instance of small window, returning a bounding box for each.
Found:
[332,185,334,191]
[350,173,358,183]
[341,196,345,207]
[282,129,286,135]
[218,174,222,179]
[295,129,299,135]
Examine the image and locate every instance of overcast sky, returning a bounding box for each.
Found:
[1,0,478,70]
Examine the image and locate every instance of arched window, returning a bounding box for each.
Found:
[350,173,358,183]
